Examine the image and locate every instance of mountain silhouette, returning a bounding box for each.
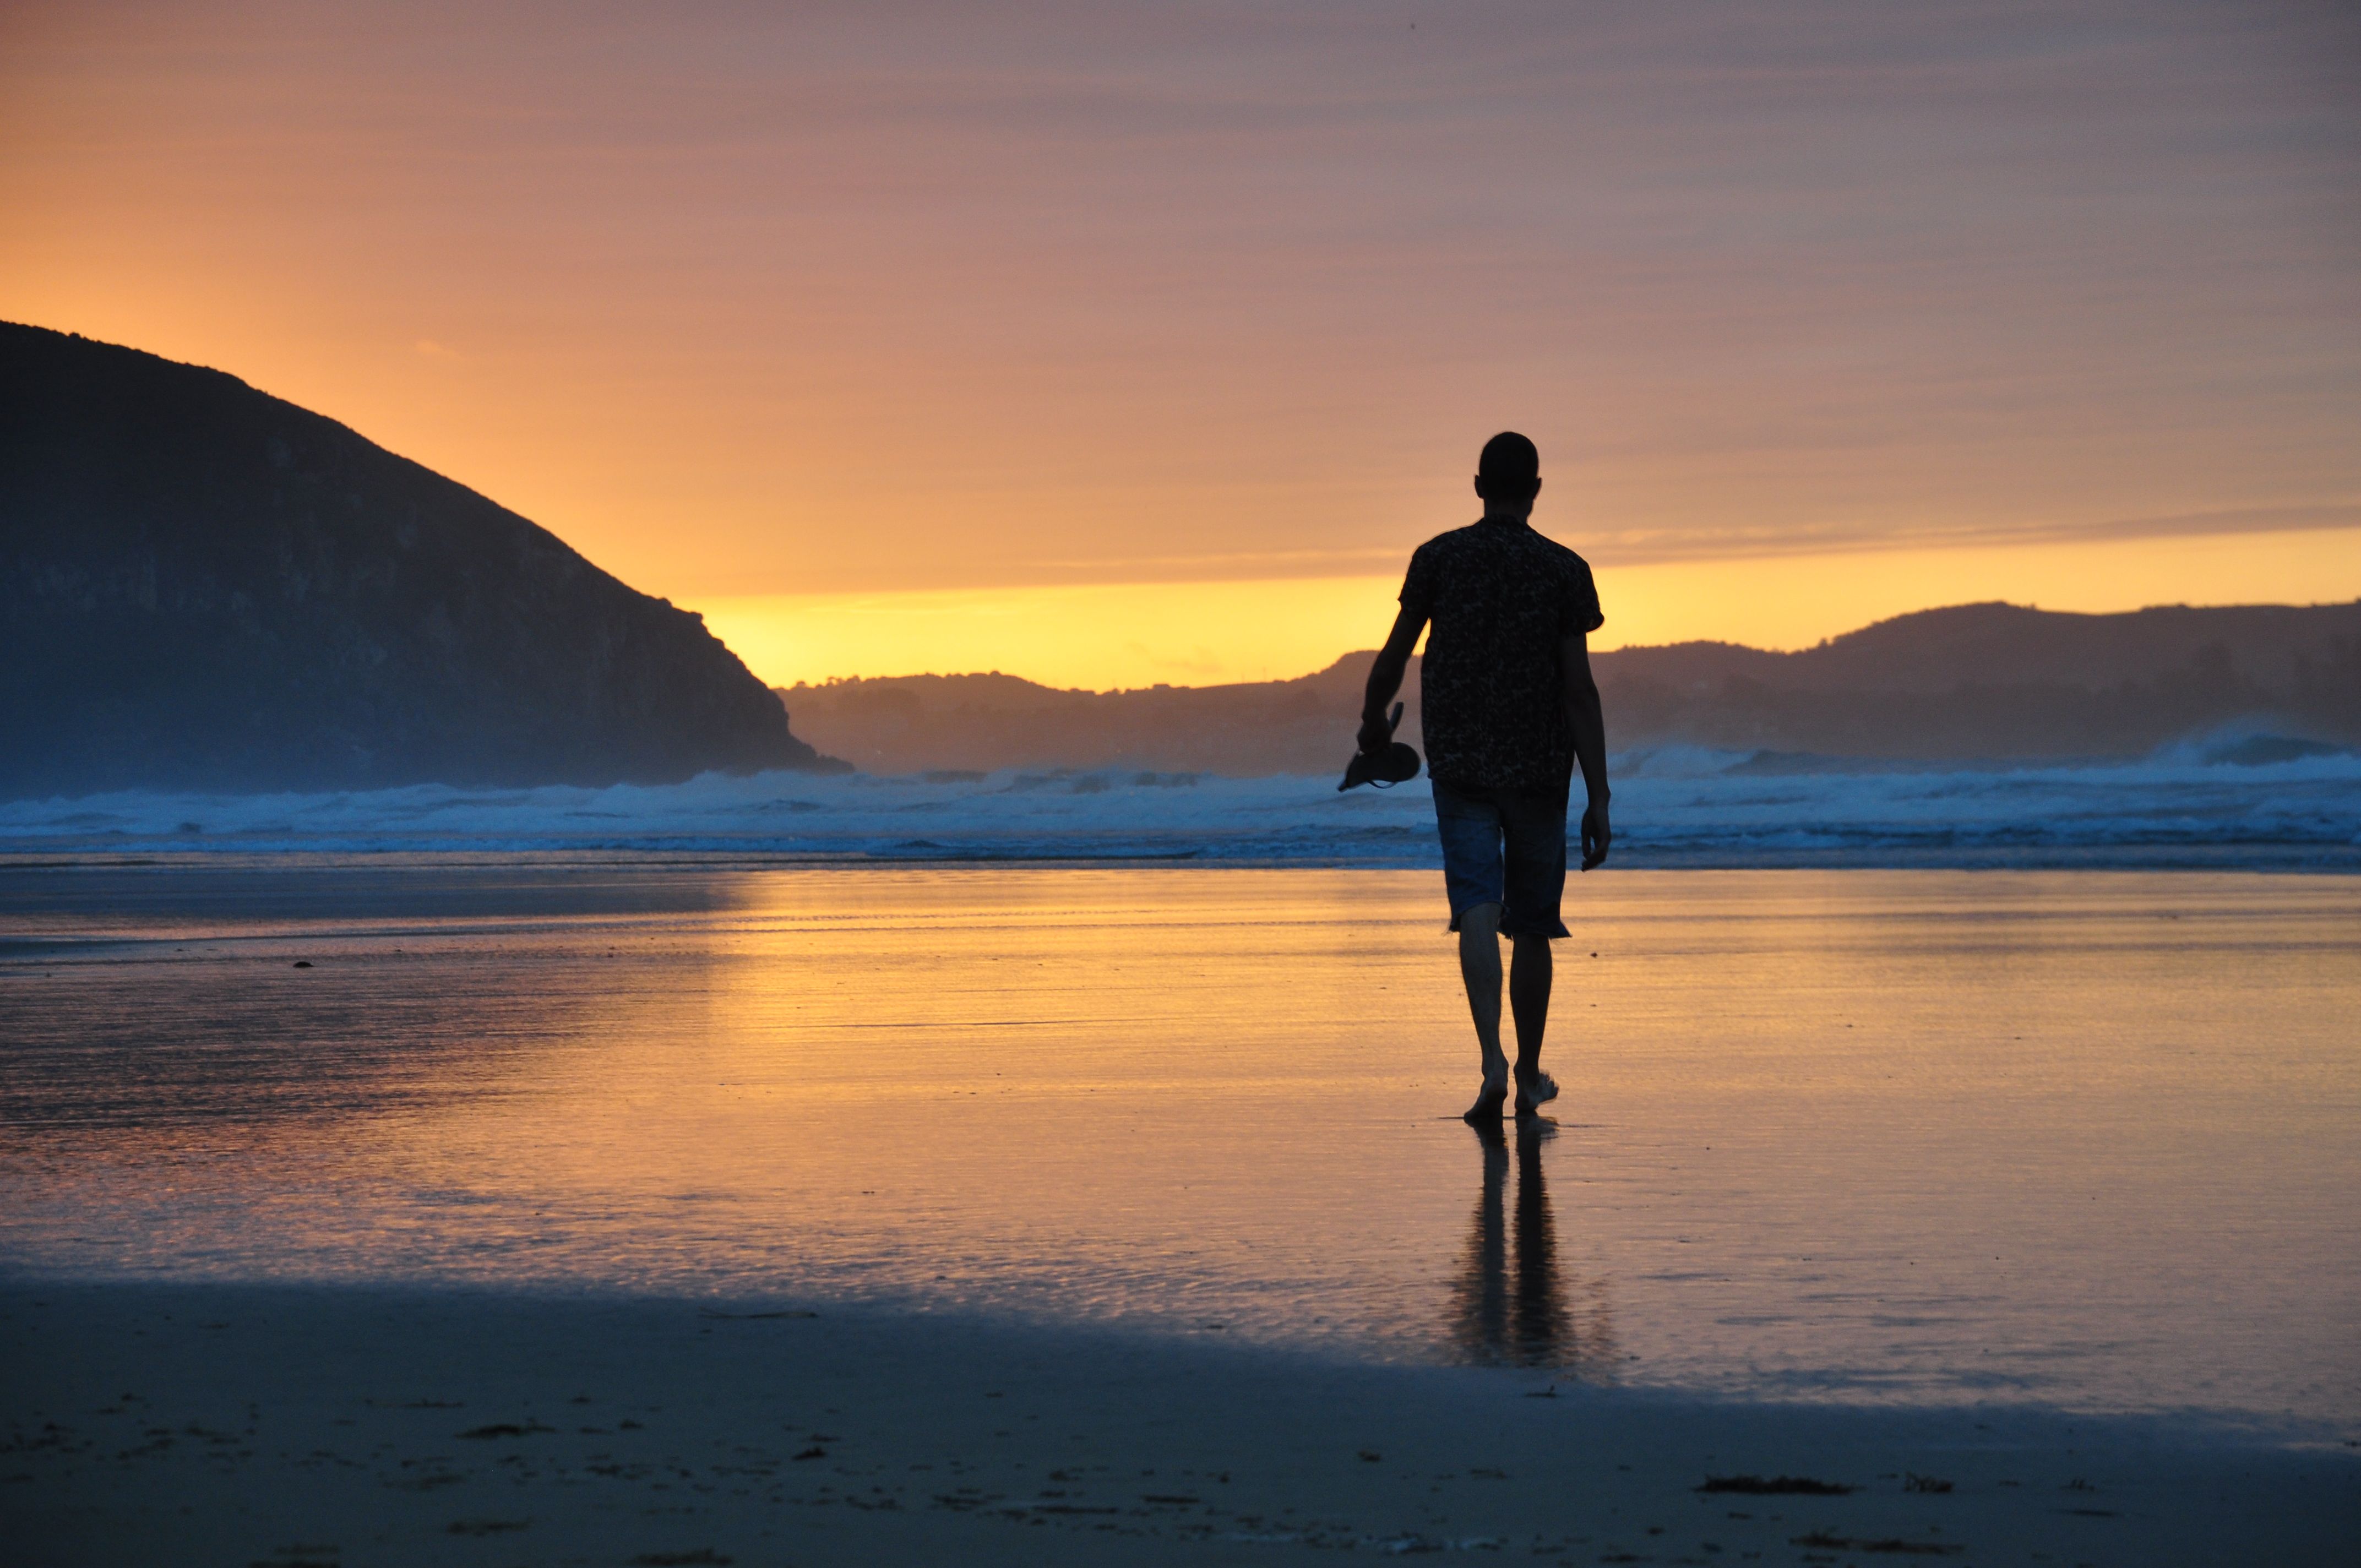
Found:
[2,323,844,798]
[780,600,2361,776]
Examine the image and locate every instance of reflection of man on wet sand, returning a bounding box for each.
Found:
[1452,1120,1569,1365]
[1450,1119,1612,1370]
[1358,432,1612,1123]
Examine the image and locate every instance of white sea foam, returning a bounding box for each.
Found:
[6,741,2356,868]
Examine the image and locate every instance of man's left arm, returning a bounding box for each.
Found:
[1359,605,1427,755]
[1560,631,1611,869]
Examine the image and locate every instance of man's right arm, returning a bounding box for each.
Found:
[1560,631,1612,869]
[1359,605,1427,755]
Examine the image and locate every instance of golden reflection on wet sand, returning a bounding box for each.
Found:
[1,867,2355,1428]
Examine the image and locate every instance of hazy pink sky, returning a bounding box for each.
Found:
[4,1,2357,682]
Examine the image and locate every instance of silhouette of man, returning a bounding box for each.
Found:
[1358,432,1611,1123]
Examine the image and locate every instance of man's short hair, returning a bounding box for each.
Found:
[1477,431,1540,498]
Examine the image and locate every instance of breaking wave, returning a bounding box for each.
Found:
[6,738,2357,870]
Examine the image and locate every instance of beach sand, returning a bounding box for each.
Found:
[7,865,2359,1563]
[7,1279,2354,1567]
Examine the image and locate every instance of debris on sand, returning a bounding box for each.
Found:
[1790,1531,1961,1555]
[446,1518,529,1536]
[1697,1473,1854,1495]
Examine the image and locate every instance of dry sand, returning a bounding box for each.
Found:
[4,1281,2353,1566]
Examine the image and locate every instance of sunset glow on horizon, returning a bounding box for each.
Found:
[705,524,2361,691]
[5,1,2355,689]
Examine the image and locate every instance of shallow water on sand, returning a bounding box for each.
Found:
[3,865,2356,1434]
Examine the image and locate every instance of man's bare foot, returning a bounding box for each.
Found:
[1462,1076,1508,1124]
[1514,1066,1559,1118]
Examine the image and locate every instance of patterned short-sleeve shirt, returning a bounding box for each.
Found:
[1399,518,1603,791]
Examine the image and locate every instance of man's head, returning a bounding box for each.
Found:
[1474,431,1541,518]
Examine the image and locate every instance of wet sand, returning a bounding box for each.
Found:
[9,1279,2355,1567]
[7,867,2357,1424]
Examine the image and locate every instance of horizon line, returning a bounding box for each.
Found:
[761,595,2361,695]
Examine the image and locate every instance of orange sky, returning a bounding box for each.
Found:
[4,1,2357,689]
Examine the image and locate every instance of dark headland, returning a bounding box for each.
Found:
[1,322,844,799]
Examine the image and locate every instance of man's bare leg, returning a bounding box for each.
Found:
[1509,934,1557,1115]
[1458,901,1509,1121]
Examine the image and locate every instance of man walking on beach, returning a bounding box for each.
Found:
[1357,432,1611,1123]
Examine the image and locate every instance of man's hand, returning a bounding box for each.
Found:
[1579,798,1612,870]
[1357,711,1396,756]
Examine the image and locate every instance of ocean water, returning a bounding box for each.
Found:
[3,863,2355,1438]
[2,739,2357,869]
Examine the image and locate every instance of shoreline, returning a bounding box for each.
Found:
[7,1278,2354,1566]
[6,851,2361,874]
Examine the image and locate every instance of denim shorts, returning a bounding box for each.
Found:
[1430,777,1571,938]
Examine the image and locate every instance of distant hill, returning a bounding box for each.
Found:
[1592,600,2361,761]
[780,666,1368,779]
[780,601,2361,775]
[1,323,844,798]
